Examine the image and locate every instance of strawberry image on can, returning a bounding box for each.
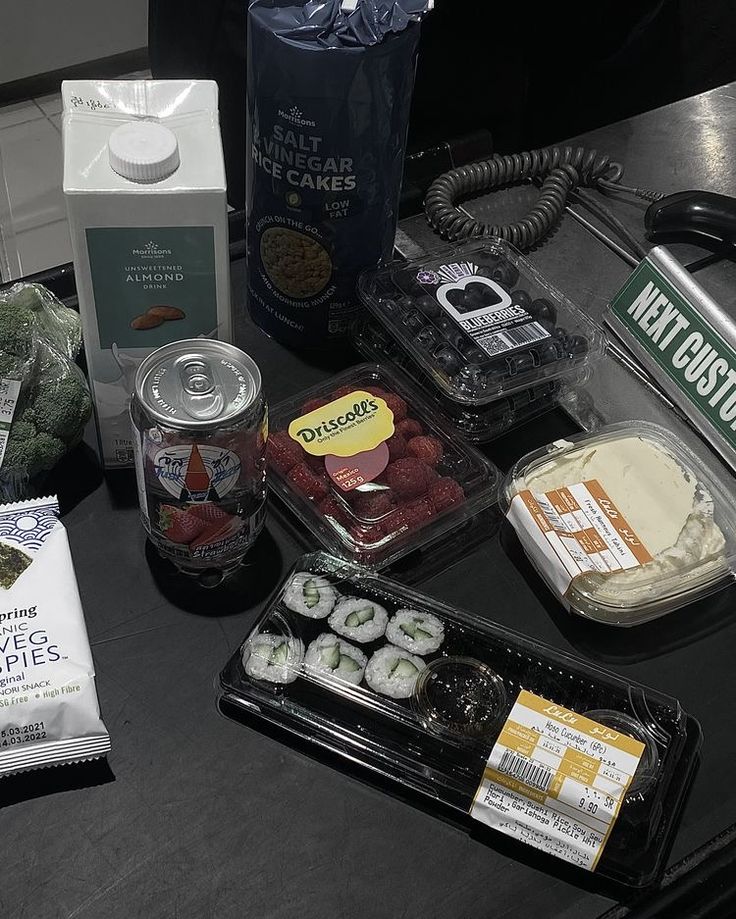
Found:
[131,340,268,582]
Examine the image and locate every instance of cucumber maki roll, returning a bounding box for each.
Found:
[243,634,303,684]
[304,634,367,685]
[283,571,337,619]
[364,645,426,699]
[386,609,444,655]
[329,597,388,643]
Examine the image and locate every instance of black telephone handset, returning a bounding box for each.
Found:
[645,191,736,253]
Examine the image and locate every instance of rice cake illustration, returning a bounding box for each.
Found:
[260,227,332,300]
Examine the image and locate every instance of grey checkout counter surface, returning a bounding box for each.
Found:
[4,85,736,919]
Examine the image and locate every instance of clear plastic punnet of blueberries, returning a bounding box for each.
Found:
[358,238,606,406]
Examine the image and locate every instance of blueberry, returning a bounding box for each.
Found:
[568,334,589,356]
[402,309,425,333]
[435,315,459,338]
[434,345,462,376]
[416,294,441,318]
[529,298,557,324]
[507,351,535,375]
[478,254,502,274]
[491,260,520,289]
[537,317,556,334]
[462,344,487,363]
[511,289,533,310]
[380,297,399,315]
[416,326,441,351]
[538,340,563,364]
[396,295,415,314]
[553,325,569,341]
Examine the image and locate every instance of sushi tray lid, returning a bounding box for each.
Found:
[219,552,702,888]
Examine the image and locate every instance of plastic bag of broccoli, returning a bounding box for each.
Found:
[0,283,91,501]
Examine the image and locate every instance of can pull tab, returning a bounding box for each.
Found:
[178,358,224,420]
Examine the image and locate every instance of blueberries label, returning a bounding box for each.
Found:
[431,262,550,359]
[288,390,395,457]
[153,444,241,501]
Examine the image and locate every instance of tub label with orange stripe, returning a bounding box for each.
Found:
[506,479,652,602]
[470,690,645,871]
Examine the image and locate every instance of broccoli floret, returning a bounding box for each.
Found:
[8,420,36,443]
[0,353,26,379]
[28,373,92,444]
[0,299,35,359]
[2,428,65,476]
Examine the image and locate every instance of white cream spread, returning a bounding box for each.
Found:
[515,434,727,607]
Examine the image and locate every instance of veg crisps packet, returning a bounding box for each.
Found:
[246,0,433,347]
[0,497,110,775]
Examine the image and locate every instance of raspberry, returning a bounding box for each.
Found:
[268,431,303,475]
[428,477,465,513]
[348,488,396,520]
[286,462,330,502]
[395,418,423,439]
[382,392,408,421]
[300,397,329,415]
[332,385,357,399]
[365,386,407,421]
[305,453,326,473]
[406,435,444,467]
[384,457,437,498]
[386,433,407,460]
[381,496,436,535]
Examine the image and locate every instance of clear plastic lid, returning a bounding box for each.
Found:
[267,363,500,567]
[358,238,606,407]
[502,421,736,625]
[219,552,700,887]
[351,314,593,443]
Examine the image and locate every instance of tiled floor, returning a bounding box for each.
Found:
[0,70,150,281]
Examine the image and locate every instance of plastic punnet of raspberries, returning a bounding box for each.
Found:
[384,457,438,499]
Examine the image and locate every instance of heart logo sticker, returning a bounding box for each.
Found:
[436,276,512,322]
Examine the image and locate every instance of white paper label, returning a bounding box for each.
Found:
[471,690,645,871]
[0,379,22,468]
[506,480,653,600]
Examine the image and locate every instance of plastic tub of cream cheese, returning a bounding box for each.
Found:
[502,421,736,626]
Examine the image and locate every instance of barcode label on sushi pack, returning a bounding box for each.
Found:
[471,690,645,871]
[506,481,653,602]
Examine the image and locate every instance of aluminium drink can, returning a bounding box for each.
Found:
[131,339,268,580]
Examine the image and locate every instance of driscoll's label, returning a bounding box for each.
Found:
[288,390,395,492]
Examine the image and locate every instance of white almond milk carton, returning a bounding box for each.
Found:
[62,80,231,467]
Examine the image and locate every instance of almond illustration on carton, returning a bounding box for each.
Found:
[131,313,164,330]
[148,305,185,321]
[130,305,186,330]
